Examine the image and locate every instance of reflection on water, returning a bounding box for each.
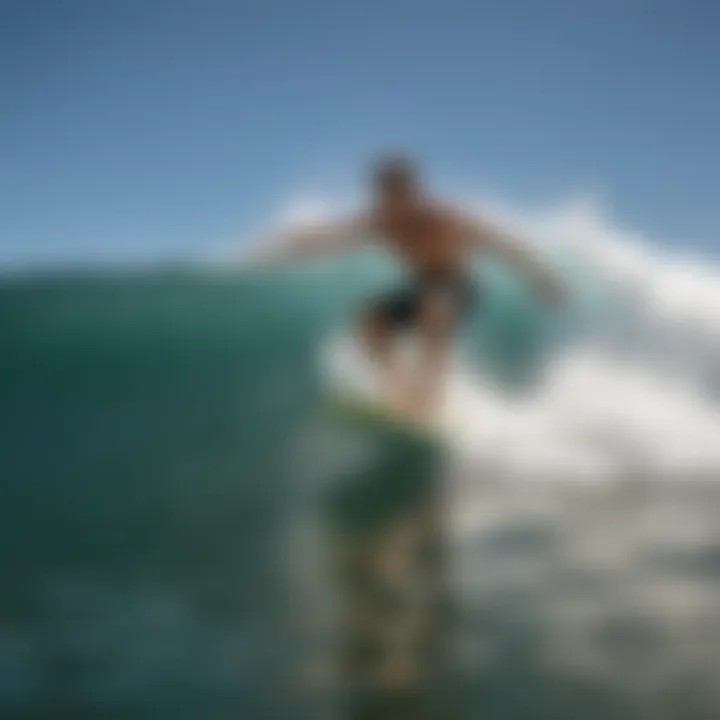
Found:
[288,431,720,719]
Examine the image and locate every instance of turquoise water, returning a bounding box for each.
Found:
[2,267,324,716]
[3,257,719,718]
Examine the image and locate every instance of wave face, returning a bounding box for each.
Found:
[2,198,720,716]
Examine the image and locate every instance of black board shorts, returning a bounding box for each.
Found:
[371,272,479,330]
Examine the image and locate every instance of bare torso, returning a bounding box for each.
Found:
[371,200,467,278]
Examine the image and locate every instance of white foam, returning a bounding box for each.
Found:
[445,348,720,480]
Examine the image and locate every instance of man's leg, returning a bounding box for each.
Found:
[358,303,408,409]
[405,289,455,418]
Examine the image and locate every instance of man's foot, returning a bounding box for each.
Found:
[389,382,435,423]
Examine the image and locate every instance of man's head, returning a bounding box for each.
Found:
[371,154,421,206]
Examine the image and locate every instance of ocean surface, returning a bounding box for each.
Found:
[2,245,720,719]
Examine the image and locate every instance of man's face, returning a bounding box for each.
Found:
[375,176,417,210]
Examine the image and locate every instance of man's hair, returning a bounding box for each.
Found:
[371,154,419,190]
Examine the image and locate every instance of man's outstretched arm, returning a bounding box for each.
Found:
[456,211,564,304]
[243,215,373,267]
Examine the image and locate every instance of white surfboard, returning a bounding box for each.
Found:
[320,333,477,443]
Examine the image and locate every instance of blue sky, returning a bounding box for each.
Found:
[1,0,719,266]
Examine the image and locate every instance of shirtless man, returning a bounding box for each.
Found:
[250,155,563,418]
